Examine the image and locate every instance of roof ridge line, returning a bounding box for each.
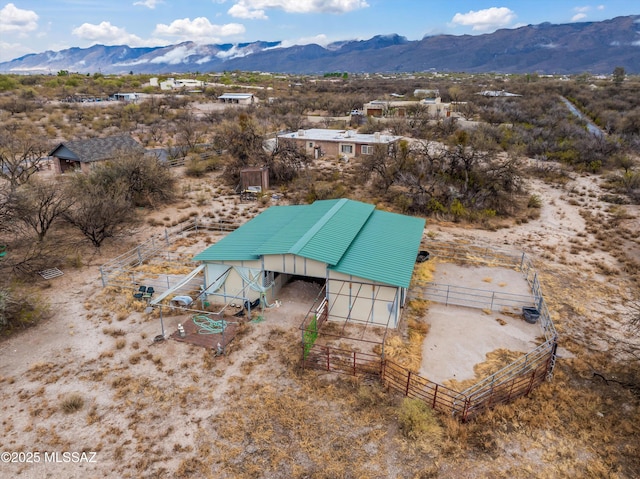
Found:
[289,199,349,257]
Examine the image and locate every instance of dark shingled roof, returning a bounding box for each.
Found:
[49,135,144,163]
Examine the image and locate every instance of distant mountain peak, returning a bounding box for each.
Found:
[1,15,639,75]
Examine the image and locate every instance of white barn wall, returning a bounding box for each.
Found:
[327,270,401,327]
[262,254,326,278]
[203,260,263,304]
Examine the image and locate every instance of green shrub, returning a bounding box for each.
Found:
[527,194,542,208]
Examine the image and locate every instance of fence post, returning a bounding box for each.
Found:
[490,291,495,311]
[405,370,411,396]
[446,285,450,306]
[165,228,170,246]
[462,397,471,422]
[137,246,142,264]
[99,266,107,287]
[432,383,439,409]
[525,369,537,395]
[520,252,525,271]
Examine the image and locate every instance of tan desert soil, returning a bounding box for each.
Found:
[0,168,639,478]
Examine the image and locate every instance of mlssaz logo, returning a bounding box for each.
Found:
[44,452,98,463]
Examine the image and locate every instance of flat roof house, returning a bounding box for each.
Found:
[217,93,257,105]
[49,135,145,174]
[193,198,425,329]
[276,128,402,160]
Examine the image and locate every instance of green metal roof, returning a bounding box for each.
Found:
[329,209,426,288]
[193,199,425,288]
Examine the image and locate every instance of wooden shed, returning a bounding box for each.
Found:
[240,166,269,192]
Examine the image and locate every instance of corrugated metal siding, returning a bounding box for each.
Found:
[330,210,425,288]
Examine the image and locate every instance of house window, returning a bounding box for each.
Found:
[340,144,353,154]
[308,142,314,148]
[361,145,373,155]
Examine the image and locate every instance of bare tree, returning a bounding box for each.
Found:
[0,122,51,188]
[175,111,207,152]
[267,141,313,185]
[11,178,74,241]
[63,174,137,248]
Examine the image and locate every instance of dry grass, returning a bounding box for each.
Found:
[445,349,526,391]
[60,393,84,414]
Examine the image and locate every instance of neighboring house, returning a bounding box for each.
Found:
[217,93,256,105]
[413,89,440,100]
[49,135,145,174]
[363,98,446,117]
[276,128,402,160]
[193,198,425,328]
[160,78,204,90]
[111,92,139,102]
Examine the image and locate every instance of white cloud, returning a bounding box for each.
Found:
[597,5,605,10]
[227,0,368,17]
[0,41,34,62]
[571,13,587,22]
[133,0,163,8]
[277,34,331,48]
[153,17,245,42]
[72,21,146,46]
[149,45,199,64]
[228,3,268,19]
[0,3,38,34]
[451,7,516,32]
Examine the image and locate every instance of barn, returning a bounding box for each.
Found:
[193,199,425,329]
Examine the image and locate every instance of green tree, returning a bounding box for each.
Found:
[612,66,625,86]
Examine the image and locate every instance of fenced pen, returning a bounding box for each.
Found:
[301,240,558,421]
[99,218,240,291]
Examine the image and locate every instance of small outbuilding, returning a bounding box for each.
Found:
[218,93,256,105]
[193,198,425,329]
[240,166,269,193]
[49,135,145,174]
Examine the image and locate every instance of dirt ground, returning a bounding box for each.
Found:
[419,264,540,384]
[1,167,639,478]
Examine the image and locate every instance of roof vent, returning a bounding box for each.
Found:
[298,129,305,137]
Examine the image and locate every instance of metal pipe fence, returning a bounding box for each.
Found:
[99,218,240,289]
[303,240,560,421]
[415,282,538,312]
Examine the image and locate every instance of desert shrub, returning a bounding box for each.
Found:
[89,151,176,207]
[184,157,208,177]
[397,398,443,440]
[0,287,49,334]
[60,393,84,413]
[527,194,543,208]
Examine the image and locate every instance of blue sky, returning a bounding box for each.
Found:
[0,1,637,62]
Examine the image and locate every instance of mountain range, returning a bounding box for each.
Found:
[1,15,639,75]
